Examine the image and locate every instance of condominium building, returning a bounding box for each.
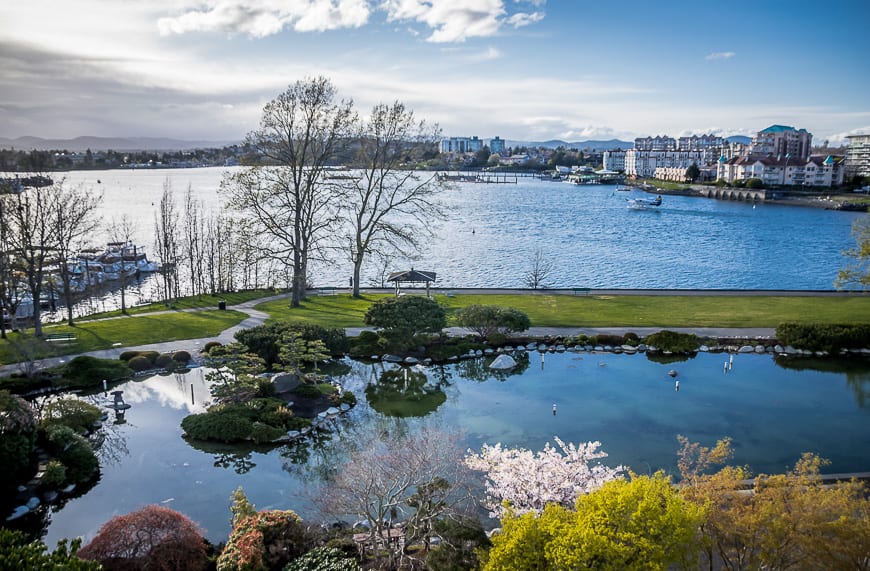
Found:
[717,154,844,187]
[489,136,506,155]
[439,136,483,154]
[677,134,724,151]
[624,150,705,178]
[602,150,626,172]
[634,135,677,151]
[750,125,813,161]
[845,134,870,178]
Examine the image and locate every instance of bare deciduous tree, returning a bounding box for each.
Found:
[344,101,446,297]
[154,179,180,304]
[53,182,101,325]
[320,425,469,567]
[222,76,357,306]
[108,215,137,316]
[524,248,555,290]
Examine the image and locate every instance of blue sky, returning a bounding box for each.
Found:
[1,0,868,144]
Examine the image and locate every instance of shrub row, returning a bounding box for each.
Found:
[120,350,192,372]
[776,323,870,353]
[235,322,348,367]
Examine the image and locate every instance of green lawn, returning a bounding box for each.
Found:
[258,293,870,329]
[0,310,246,364]
[76,289,280,320]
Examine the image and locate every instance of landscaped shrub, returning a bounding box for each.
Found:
[40,398,103,433]
[138,351,159,363]
[43,425,99,484]
[251,422,285,444]
[591,334,624,346]
[292,383,322,399]
[203,341,222,354]
[364,296,446,349]
[60,356,133,388]
[746,177,764,189]
[623,332,640,344]
[0,529,99,570]
[39,460,67,489]
[172,350,192,363]
[154,353,175,369]
[119,351,140,362]
[453,304,531,341]
[0,391,37,489]
[77,505,207,571]
[348,330,381,356]
[645,330,699,353]
[181,411,253,443]
[127,356,153,372]
[776,323,870,353]
[284,547,360,571]
[218,509,307,571]
[235,322,348,367]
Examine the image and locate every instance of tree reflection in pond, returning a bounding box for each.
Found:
[774,355,870,409]
[452,352,531,382]
[365,368,447,418]
[182,439,274,474]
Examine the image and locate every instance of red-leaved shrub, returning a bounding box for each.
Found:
[77,504,206,571]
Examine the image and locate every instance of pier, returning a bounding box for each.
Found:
[438,170,539,184]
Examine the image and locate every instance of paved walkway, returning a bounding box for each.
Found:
[0,289,788,376]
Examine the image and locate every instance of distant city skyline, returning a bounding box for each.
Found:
[1,0,868,145]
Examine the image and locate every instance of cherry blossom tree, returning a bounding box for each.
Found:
[464,436,624,518]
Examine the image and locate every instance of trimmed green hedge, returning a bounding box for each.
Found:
[645,330,699,353]
[776,323,870,353]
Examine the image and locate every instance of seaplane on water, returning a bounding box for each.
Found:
[626,195,663,210]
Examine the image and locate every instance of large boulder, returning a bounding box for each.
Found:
[489,354,517,370]
[272,373,301,393]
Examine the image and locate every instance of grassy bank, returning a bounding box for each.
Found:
[76,289,279,320]
[0,310,246,364]
[258,293,870,329]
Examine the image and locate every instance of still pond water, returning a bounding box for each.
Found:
[31,350,870,545]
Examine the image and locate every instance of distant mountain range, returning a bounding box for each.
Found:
[0,136,240,152]
[0,134,755,153]
[505,139,633,151]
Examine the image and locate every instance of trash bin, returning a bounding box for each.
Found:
[218,300,226,310]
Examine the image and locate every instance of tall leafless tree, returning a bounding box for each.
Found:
[4,183,58,336]
[108,214,137,316]
[344,101,446,297]
[525,248,555,290]
[52,181,101,325]
[154,179,180,304]
[181,185,206,297]
[0,196,25,337]
[222,76,357,307]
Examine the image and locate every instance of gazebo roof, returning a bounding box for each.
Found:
[387,269,436,283]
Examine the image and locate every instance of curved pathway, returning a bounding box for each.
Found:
[0,288,795,376]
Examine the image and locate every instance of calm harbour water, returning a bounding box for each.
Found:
[32,351,870,545]
[60,167,863,291]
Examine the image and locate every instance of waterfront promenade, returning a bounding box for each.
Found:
[0,287,831,376]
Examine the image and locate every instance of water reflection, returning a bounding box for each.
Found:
[453,352,531,382]
[365,368,447,418]
[774,355,870,409]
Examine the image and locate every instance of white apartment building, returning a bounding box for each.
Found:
[602,150,626,172]
[634,135,677,151]
[750,125,813,161]
[717,155,844,187]
[677,134,724,151]
[624,149,705,178]
[845,134,870,178]
[439,136,483,154]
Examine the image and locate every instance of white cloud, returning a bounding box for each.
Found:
[382,0,544,42]
[705,51,735,61]
[158,0,371,37]
[507,11,544,28]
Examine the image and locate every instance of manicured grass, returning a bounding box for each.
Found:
[77,289,281,320]
[258,292,870,329]
[0,310,246,364]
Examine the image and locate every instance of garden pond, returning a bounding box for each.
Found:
[10,349,870,545]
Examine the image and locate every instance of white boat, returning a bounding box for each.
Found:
[626,195,662,209]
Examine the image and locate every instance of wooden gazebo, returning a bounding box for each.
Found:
[387,268,436,297]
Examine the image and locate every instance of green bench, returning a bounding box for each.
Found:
[45,333,76,343]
